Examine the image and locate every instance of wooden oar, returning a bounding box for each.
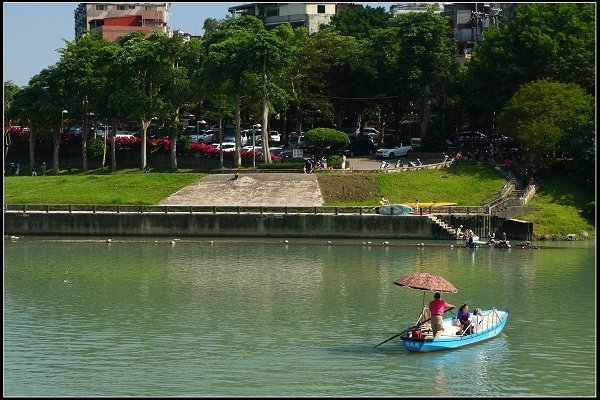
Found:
[373,306,454,348]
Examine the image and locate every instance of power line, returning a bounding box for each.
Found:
[307,93,400,100]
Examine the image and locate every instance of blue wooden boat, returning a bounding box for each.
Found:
[372,204,413,215]
[400,308,509,352]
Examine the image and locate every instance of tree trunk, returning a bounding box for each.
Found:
[110,132,116,172]
[420,100,430,138]
[4,131,11,159]
[101,128,107,168]
[170,112,179,171]
[81,98,88,172]
[28,123,35,173]
[53,129,60,173]
[218,114,224,169]
[261,57,271,164]
[140,118,150,170]
[234,93,241,168]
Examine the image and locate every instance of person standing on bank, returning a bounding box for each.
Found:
[428,292,455,338]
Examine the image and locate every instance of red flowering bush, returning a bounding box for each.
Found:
[148,138,171,153]
[189,142,220,158]
[114,136,142,151]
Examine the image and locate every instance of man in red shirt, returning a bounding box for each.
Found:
[428,292,455,338]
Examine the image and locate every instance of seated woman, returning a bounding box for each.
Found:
[456,304,473,335]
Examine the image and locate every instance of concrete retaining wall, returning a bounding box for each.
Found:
[5,212,533,240]
[4,212,436,239]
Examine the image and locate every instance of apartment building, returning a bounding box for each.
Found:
[74,2,170,42]
[227,3,353,34]
[440,3,504,63]
[390,3,443,15]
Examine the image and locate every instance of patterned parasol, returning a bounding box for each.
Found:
[394,272,458,293]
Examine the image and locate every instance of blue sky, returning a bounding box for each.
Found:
[3,2,396,88]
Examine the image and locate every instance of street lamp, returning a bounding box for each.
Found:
[61,110,68,132]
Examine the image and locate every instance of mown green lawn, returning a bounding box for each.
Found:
[4,168,205,205]
[318,163,507,206]
[3,164,594,238]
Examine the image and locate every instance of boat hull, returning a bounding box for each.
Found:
[373,204,413,215]
[401,308,508,352]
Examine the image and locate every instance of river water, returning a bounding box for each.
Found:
[4,237,596,397]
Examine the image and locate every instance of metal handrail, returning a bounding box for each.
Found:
[4,204,490,215]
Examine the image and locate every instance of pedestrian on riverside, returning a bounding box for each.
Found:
[41,162,47,175]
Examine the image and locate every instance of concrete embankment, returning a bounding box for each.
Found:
[4,212,436,239]
[3,171,533,240]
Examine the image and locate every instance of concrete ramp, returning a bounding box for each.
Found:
[159,172,324,207]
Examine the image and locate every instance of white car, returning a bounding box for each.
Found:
[212,142,237,152]
[241,145,263,153]
[269,131,281,143]
[376,143,413,158]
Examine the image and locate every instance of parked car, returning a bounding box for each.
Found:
[270,147,296,160]
[355,127,381,141]
[195,130,219,143]
[487,134,514,147]
[286,134,306,149]
[96,125,128,137]
[376,143,413,158]
[449,131,487,146]
[223,130,252,146]
[269,130,281,143]
[211,142,237,152]
[331,139,377,157]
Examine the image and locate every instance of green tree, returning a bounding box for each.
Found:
[200,16,265,167]
[329,4,392,41]
[464,3,595,128]
[305,127,350,158]
[246,24,293,164]
[386,10,459,139]
[4,81,22,158]
[56,33,116,171]
[496,79,593,174]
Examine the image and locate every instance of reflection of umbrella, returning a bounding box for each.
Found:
[394,272,458,309]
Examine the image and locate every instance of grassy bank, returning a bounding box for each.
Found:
[317,164,506,206]
[517,177,595,238]
[3,168,205,205]
[3,164,594,238]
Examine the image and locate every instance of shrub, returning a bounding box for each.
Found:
[86,137,105,159]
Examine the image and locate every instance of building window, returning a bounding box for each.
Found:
[266,8,279,17]
[128,5,135,9]
[144,5,156,11]
[96,4,107,11]
[317,5,325,13]
[117,5,127,10]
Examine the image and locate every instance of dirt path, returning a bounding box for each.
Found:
[159,172,324,206]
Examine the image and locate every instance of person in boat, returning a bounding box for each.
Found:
[456,225,463,239]
[428,292,455,338]
[487,231,496,244]
[456,304,473,335]
[466,232,475,248]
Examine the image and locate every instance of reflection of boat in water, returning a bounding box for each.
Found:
[490,240,511,248]
[401,308,509,352]
[372,204,413,215]
[465,238,511,249]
